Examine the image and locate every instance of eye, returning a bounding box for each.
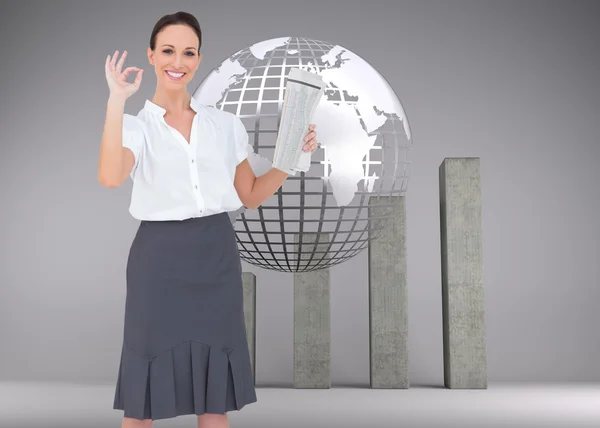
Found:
[162,49,195,56]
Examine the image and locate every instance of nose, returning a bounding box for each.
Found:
[172,54,183,68]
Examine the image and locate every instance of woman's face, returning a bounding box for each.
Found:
[147,24,202,89]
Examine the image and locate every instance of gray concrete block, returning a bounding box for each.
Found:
[293,233,331,388]
[368,195,409,388]
[242,272,256,383]
[439,158,488,389]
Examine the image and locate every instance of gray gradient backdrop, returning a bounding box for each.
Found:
[1,0,598,386]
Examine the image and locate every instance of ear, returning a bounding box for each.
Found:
[192,51,202,73]
[147,47,154,66]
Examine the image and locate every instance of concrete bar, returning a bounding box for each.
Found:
[368,195,409,388]
[242,272,257,383]
[293,233,331,388]
[439,157,487,389]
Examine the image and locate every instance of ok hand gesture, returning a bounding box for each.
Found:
[105,50,143,100]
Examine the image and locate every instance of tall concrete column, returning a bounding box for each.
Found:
[368,195,409,388]
[439,157,487,389]
[293,233,331,388]
[242,272,256,383]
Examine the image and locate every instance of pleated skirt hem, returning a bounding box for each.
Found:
[113,339,257,421]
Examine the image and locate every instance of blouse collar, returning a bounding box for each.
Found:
[144,96,202,116]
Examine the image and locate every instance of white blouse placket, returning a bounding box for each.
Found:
[160,113,206,214]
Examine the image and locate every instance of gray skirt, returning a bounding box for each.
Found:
[113,212,257,421]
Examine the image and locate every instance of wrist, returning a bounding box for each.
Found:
[108,93,129,106]
[272,166,292,176]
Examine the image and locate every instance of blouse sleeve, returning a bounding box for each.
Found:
[232,114,250,165]
[122,114,145,177]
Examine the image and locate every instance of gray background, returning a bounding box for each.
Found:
[1,0,598,387]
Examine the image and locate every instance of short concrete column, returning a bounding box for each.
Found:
[368,195,409,388]
[242,272,257,383]
[293,233,331,388]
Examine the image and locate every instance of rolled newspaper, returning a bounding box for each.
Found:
[272,68,326,175]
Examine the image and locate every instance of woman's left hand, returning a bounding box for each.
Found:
[302,124,318,153]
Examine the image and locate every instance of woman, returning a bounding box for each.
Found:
[98,11,318,428]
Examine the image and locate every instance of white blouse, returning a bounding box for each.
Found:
[121,97,249,221]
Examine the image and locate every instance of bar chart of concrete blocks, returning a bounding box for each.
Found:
[240,158,487,390]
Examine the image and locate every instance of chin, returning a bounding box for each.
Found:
[164,79,187,86]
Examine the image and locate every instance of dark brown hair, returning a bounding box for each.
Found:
[149,11,202,53]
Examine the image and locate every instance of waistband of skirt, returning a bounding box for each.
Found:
[140,211,229,226]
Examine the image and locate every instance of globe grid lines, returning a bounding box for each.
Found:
[200,37,411,272]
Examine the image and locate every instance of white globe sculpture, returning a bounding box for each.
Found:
[193,37,412,272]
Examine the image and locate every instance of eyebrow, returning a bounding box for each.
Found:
[161,44,197,50]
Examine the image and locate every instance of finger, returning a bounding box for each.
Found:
[116,50,127,74]
[110,50,119,71]
[122,66,140,78]
[309,123,316,131]
[133,69,143,86]
[303,141,316,152]
[106,54,114,74]
[303,131,314,142]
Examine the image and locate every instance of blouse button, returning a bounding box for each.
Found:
[191,159,195,163]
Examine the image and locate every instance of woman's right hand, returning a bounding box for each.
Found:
[105,50,143,100]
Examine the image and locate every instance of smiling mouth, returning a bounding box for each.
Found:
[165,71,186,80]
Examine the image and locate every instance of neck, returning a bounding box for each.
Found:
[151,88,191,116]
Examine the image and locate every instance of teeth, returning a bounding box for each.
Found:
[167,71,184,78]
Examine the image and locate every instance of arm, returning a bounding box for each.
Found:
[97,95,135,188]
[234,160,288,210]
[233,124,318,209]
